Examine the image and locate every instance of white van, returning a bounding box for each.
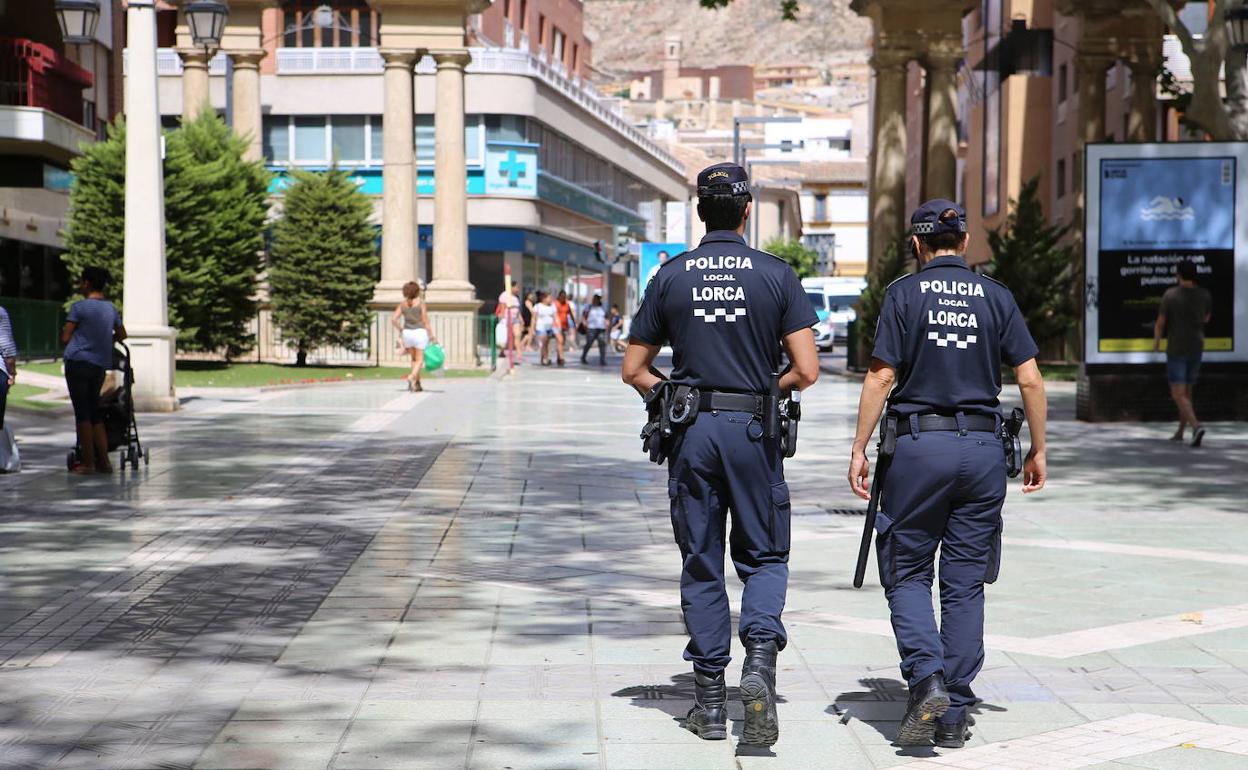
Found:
[802,277,867,351]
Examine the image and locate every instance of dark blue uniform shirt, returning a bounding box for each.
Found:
[630,230,817,394]
[872,255,1038,418]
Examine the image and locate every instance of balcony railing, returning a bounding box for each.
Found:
[275,47,383,73]
[0,37,93,125]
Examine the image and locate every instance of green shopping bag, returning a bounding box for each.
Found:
[424,342,445,372]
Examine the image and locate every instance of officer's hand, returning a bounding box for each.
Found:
[848,450,871,500]
[1022,448,1046,493]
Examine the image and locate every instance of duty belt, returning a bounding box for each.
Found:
[895,414,998,436]
[697,392,766,415]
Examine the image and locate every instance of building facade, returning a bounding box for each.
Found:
[134,0,685,363]
[0,1,124,355]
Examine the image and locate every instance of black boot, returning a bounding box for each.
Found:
[739,640,780,746]
[934,717,972,749]
[895,672,950,746]
[684,671,727,740]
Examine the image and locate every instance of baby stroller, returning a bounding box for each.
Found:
[66,341,148,471]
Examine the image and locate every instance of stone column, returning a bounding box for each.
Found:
[123,0,178,411]
[924,46,961,202]
[374,49,421,306]
[425,50,479,367]
[228,49,266,162]
[176,48,211,120]
[427,50,474,304]
[1073,53,1114,209]
[1126,58,1158,142]
[868,49,911,269]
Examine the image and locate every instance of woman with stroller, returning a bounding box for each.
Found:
[392,281,436,392]
[62,267,126,475]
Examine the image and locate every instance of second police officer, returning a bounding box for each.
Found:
[848,200,1048,748]
[622,162,820,746]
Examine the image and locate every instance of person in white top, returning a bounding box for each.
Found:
[391,281,437,392]
[580,294,609,366]
[532,291,559,366]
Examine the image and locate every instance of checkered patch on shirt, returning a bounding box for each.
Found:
[694,308,748,323]
[928,331,978,349]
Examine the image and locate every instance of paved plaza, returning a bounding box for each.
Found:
[1,360,1247,770]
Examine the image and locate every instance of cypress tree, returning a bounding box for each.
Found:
[62,118,126,301]
[986,175,1077,347]
[164,111,271,358]
[268,167,379,366]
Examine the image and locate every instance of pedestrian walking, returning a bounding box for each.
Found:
[580,294,609,365]
[1153,259,1212,447]
[0,303,16,432]
[533,291,558,366]
[497,282,523,365]
[520,290,536,352]
[553,289,572,366]
[622,162,819,747]
[392,281,436,392]
[62,267,127,475]
[847,200,1047,749]
[611,309,630,353]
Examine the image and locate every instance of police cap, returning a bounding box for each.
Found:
[910,198,968,236]
[696,162,751,198]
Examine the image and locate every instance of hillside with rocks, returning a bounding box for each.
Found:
[583,0,870,75]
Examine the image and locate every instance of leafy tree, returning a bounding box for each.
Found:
[763,236,819,279]
[268,167,379,366]
[985,175,1077,347]
[164,111,271,358]
[62,118,126,303]
[1146,0,1248,141]
[855,238,912,358]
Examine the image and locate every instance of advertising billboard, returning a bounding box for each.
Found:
[1085,143,1248,364]
[639,242,686,297]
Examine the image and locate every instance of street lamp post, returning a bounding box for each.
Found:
[54,0,101,44]
[123,0,227,411]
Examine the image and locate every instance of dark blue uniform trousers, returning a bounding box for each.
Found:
[876,428,1006,724]
[668,411,791,675]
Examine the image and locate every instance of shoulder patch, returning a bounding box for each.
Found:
[979,273,1011,291]
[885,272,916,290]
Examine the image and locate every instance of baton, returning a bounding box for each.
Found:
[853,457,887,588]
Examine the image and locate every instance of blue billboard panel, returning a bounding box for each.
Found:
[639,242,686,297]
[1098,157,1235,251]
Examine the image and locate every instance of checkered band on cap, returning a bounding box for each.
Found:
[911,216,967,236]
[697,181,751,197]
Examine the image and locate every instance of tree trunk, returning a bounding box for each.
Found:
[295,349,307,367]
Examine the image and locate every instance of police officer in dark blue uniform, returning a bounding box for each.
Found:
[848,200,1048,748]
[622,162,820,746]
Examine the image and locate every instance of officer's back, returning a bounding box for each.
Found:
[644,234,811,394]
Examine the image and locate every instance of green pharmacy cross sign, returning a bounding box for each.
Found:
[486,141,538,197]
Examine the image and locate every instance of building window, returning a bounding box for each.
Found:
[332,116,367,161]
[264,115,385,165]
[1058,63,1068,102]
[571,43,579,72]
[538,15,546,45]
[1056,158,1066,199]
[486,114,526,143]
[813,193,828,221]
[503,0,511,18]
[279,2,382,48]
[519,0,527,30]
[552,28,566,64]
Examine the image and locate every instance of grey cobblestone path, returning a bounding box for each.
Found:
[1,361,1246,769]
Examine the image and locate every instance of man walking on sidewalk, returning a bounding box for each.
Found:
[580,294,609,365]
[1154,260,1212,447]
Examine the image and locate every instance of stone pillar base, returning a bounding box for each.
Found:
[425,279,477,305]
[372,279,410,307]
[426,301,482,368]
[126,325,180,412]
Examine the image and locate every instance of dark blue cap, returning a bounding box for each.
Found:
[697,162,751,197]
[910,199,968,236]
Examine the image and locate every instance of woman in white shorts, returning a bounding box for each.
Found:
[392,281,436,391]
[533,291,558,366]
